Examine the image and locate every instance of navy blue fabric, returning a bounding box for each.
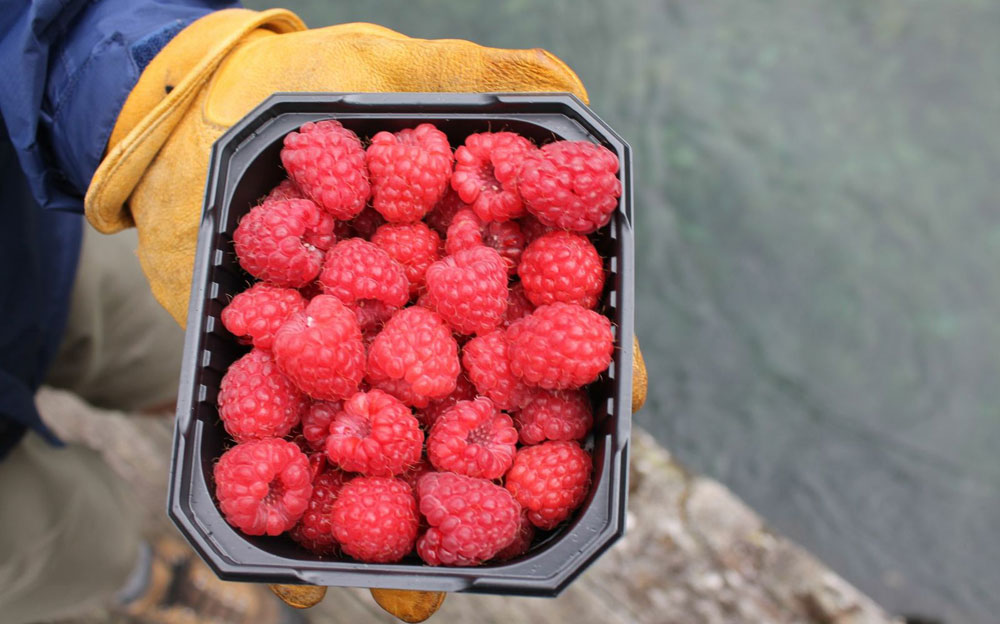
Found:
[0,0,239,460]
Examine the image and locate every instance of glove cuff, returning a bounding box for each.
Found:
[85,8,306,233]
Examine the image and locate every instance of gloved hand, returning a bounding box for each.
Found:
[83,8,647,622]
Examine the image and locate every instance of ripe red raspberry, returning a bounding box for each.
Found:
[217,349,306,443]
[318,238,409,308]
[519,141,621,233]
[508,303,613,390]
[427,398,518,479]
[445,209,525,275]
[332,476,418,563]
[221,283,305,350]
[462,330,531,410]
[289,467,350,555]
[264,178,304,202]
[233,198,334,287]
[505,440,592,530]
[272,295,365,401]
[493,511,536,562]
[519,231,605,308]
[451,132,535,222]
[504,282,535,328]
[367,307,460,408]
[281,120,370,220]
[425,187,469,237]
[367,123,453,223]
[371,222,442,296]
[325,390,423,476]
[425,246,508,335]
[301,400,341,451]
[418,373,476,428]
[349,206,387,239]
[515,389,593,445]
[213,438,312,536]
[416,472,521,566]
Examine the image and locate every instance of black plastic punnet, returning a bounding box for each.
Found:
[169,93,635,596]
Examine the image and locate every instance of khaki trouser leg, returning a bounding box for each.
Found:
[0,432,141,623]
[0,225,185,622]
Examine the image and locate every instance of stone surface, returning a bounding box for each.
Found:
[37,386,898,624]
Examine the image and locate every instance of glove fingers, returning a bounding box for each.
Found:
[205,25,588,127]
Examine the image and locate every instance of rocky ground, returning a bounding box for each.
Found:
[38,386,899,624]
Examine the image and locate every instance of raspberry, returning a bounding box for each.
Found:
[367,123,453,223]
[221,283,305,350]
[416,472,521,566]
[371,222,442,296]
[482,220,526,276]
[445,209,525,275]
[504,282,535,328]
[399,455,433,494]
[425,246,508,335]
[425,187,469,237]
[272,295,365,400]
[505,440,592,530]
[325,390,423,476]
[213,438,312,536]
[418,373,476,429]
[349,206,387,239]
[443,209,483,256]
[349,299,397,337]
[301,400,341,451]
[289,467,350,555]
[332,476,418,563]
[493,511,535,562]
[281,120,370,220]
[519,231,605,308]
[451,132,535,222]
[508,303,613,390]
[299,280,323,301]
[461,330,531,410]
[217,349,305,443]
[519,141,621,233]
[333,219,354,240]
[517,214,556,244]
[265,178,304,202]
[367,307,460,408]
[515,389,593,445]
[427,397,518,479]
[233,198,334,287]
[318,238,409,309]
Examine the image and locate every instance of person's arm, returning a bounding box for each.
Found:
[0,0,238,461]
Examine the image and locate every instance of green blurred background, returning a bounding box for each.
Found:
[245,2,1000,622]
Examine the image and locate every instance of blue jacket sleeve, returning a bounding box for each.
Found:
[0,0,240,211]
[0,0,239,459]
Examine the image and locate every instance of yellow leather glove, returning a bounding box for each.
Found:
[84,8,647,622]
[84,8,587,324]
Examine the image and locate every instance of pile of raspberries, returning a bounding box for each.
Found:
[213,120,621,567]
